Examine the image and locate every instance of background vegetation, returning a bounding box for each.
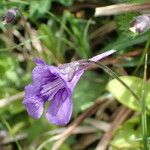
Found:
[0,0,150,150]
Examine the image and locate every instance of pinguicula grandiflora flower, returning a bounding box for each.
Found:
[23,50,116,126]
[130,14,150,33]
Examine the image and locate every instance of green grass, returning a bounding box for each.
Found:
[141,48,149,150]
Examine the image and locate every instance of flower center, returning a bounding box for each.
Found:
[40,77,64,99]
[59,61,80,82]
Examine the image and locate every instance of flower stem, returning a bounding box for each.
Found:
[94,61,141,102]
[2,118,22,150]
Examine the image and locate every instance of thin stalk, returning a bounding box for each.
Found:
[0,35,47,52]
[141,53,148,150]
[46,11,75,40]
[94,61,141,103]
[94,59,149,149]
[56,12,67,62]
[2,118,22,150]
[134,35,150,74]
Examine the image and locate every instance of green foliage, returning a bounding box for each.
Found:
[111,116,150,149]
[107,76,150,112]
[29,0,52,19]
[54,0,73,6]
[125,0,144,3]
[111,117,141,149]
[0,54,18,84]
[73,71,107,115]
[115,13,139,36]
[64,11,91,58]
[28,0,73,19]
[38,24,58,54]
[38,11,91,61]
[0,54,20,98]
[0,0,150,149]
[103,33,148,53]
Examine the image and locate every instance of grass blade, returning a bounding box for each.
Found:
[141,53,148,150]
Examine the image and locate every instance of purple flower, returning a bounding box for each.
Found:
[3,8,17,24]
[23,50,116,126]
[130,14,150,33]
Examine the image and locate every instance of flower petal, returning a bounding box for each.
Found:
[34,58,46,66]
[23,85,44,119]
[46,89,72,126]
[32,65,57,86]
[70,70,84,90]
[89,49,116,62]
[40,77,64,99]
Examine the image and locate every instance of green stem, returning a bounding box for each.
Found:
[134,35,150,73]
[93,55,149,149]
[56,12,67,62]
[46,11,75,40]
[94,61,141,102]
[2,118,22,150]
[141,53,148,150]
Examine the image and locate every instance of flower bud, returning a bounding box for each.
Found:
[129,14,150,33]
[3,8,17,24]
